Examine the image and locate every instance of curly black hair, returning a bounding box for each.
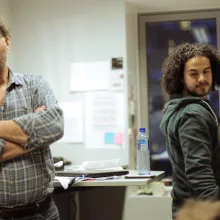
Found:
[0,17,11,39]
[161,43,220,95]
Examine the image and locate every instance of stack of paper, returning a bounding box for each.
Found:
[55,176,75,189]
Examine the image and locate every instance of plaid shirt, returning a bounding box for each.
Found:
[0,70,64,206]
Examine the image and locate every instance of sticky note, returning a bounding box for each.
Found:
[104,132,114,144]
[114,133,123,145]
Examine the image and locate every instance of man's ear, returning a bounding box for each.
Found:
[5,37,10,52]
[211,59,220,88]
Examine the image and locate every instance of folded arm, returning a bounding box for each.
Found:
[0,76,64,162]
[0,105,63,148]
[0,120,28,144]
[12,76,64,149]
[0,106,47,162]
[0,140,33,162]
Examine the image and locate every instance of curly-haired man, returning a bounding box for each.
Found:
[160,43,220,219]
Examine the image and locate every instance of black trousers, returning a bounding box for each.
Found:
[0,199,60,220]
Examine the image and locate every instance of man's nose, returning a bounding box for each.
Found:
[198,73,205,82]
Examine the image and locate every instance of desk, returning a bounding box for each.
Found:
[54,170,165,220]
[54,170,164,188]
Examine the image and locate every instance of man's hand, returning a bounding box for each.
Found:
[0,142,32,162]
[35,105,47,113]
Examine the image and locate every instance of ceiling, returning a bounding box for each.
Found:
[126,0,220,13]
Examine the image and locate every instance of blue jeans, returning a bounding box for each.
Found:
[0,199,60,220]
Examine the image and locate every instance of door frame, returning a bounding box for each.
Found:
[138,10,220,134]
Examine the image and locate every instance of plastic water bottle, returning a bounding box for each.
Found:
[136,128,150,175]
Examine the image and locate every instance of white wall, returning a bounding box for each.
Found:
[0,0,11,28]
[125,2,139,168]
[125,2,138,113]
[8,0,128,166]
[9,0,126,99]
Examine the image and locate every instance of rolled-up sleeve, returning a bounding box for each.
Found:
[13,76,64,148]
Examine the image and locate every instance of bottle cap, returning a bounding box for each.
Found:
[139,128,146,132]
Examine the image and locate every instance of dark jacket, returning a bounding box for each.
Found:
[160,96,220,218]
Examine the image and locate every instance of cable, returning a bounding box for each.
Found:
[67,192,77,220]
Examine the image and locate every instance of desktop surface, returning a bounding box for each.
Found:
[54,170,165,188]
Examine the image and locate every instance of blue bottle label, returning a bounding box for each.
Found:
[137,140,148,150]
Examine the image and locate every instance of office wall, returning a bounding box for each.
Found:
[9,0,126,98]
[125,2,139,168]
[0,0,11,28]
[9,0,128,166]
[125,2,139,120]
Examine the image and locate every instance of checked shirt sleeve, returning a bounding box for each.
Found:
[0,139,6,154]
[13,76,64,148]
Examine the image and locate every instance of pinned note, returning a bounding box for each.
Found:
[104,132,114,144]
[114,133,123,145]
[58,102,83,143]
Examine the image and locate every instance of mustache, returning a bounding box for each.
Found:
[196,82,209,87]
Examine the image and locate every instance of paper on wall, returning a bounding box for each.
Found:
[70,61,110,92]
[58,102,84,143]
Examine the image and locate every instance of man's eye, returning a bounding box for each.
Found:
[190,73,197,76]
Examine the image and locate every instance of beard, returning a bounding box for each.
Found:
[0,52,7,74]
[184,83,212,97]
